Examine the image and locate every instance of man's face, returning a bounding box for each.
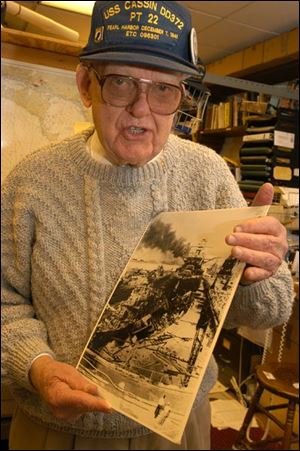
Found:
[89,64,185,166]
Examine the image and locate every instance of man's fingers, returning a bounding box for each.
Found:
[251,183,274,207]
[226,232,286,259]
[69,389,113,413]
[233,215,285,236]
[49,387,113,421]
[231,247,281,273]
[58,366,101,397]
[84,383,100,396]
[240,266,274,285]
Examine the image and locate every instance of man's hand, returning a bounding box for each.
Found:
[225,183,288,285]
[29,356,113,421]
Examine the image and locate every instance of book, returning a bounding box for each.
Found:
[274,156,291,165]
[239,179,265,186]
[240,156,273,164]
[238,181,265,192]
[240,170,272,179]
[240,156,291,166]
[275,146,293,153]
[240,146,273,156]
[246,125,275,133]
[240,164,272,171]
[242,132,273,142]
[76,206,269,444]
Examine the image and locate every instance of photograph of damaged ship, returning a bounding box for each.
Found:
[77,206,268,444]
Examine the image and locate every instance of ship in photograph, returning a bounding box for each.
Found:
[77,206,269,444]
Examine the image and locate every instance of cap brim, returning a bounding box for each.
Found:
[80,51,201,77]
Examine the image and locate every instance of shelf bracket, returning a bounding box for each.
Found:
[204,72,299,101]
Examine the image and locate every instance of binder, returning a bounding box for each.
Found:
[238,180,265,192]
[240,164,272,171]
[240,179,265,185]
[240,170,272,179]
[246,125,275,133]
[242,132,273,142]
[240,156,291,167]
[240,156,273,164]
[240,147,273,156]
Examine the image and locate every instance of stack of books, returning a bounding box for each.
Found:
[239,109,299,202]
[274,108,299,186]
[239,116,276,201]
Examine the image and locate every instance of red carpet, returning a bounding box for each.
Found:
[211,427,283,450]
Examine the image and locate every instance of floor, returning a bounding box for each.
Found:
[210,426,284,450]
[208,382,286,450]
[1,430,286,451]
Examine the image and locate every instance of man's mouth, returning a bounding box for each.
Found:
[128,126,146,135]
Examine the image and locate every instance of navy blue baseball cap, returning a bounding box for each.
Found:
[80,1,205,78]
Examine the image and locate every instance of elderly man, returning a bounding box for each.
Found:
[1,1,293,450]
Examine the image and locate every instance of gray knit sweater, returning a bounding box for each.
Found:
[1,128,294,439]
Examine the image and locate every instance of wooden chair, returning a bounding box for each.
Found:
[233,362,299,450]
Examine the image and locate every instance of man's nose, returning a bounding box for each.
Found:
[126,85,151,117]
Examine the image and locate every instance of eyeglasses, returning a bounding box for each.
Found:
[89,67,184,115]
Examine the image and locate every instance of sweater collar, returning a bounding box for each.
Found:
[70,127,177,186]
[86,130,167,167]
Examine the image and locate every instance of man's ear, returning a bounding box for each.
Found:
[76,64,92,107]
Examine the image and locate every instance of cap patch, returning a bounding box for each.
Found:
[100,1,185,47]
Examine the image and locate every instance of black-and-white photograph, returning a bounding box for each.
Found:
[77,206,268,444]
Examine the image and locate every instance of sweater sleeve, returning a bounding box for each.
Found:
[224,261,294,329]
[1,171,56,391]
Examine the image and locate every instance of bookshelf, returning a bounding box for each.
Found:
[195,77,299,201]
[199,126,246,137]
[196,89,272,152]
[238,108,299,202]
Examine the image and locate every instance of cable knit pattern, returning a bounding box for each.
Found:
[1,128,294,439]
[84,176,107,328]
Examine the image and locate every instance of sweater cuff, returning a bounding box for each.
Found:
[5,338,56,392]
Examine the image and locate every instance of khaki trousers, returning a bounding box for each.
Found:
[9,397,211,450]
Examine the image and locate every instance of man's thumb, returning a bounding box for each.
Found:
[251,183,274,206]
